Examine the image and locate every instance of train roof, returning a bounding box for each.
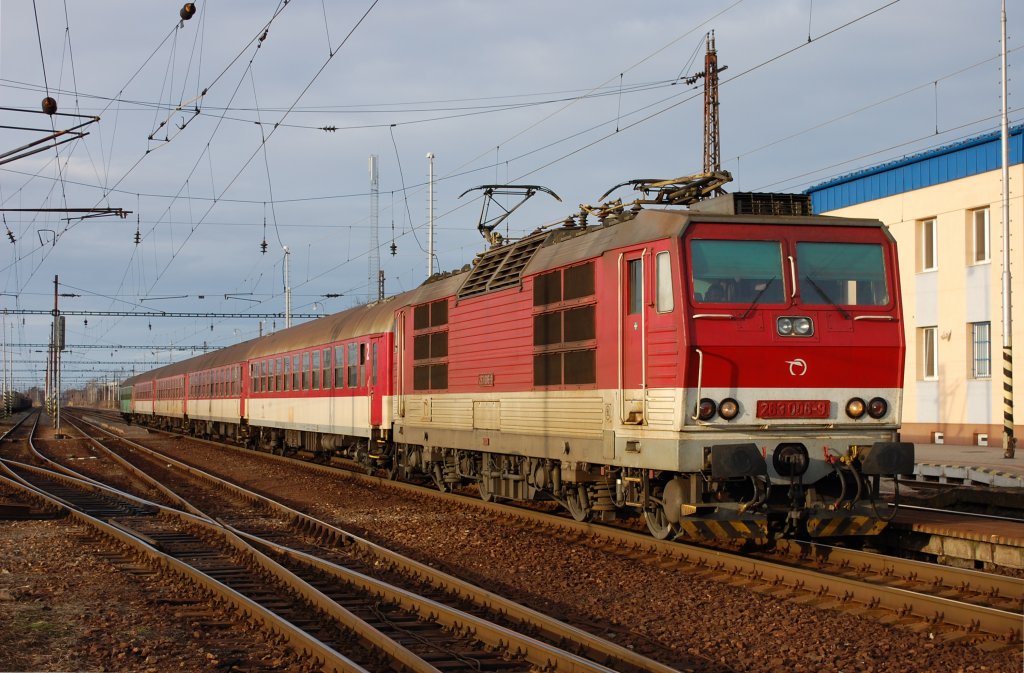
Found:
[122,196,887,386]
[122,272,468,386]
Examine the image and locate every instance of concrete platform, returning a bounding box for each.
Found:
[908,442,1024,488]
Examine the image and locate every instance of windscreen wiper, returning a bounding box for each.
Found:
[739,277,776,320]
[803,275,851,319]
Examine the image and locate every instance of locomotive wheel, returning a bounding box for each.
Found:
[644,505,676,540]
[564,485,592,522]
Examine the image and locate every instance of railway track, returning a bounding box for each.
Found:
[14,409,688,673]
[81,410,1022,650]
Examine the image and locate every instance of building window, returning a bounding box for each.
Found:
[918,218,937,272]
[919,326,938,380]
[971,321,991,379]
[971,208,990,264]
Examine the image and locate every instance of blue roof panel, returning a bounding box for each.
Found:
[807,125,1024,211]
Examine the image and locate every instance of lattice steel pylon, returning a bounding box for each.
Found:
[703,31,722,182]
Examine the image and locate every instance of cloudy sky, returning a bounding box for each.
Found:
[0,0,1019,389]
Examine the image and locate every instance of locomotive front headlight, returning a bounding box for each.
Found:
[867,397,888,419]
[718,398,739,420]
[777,317,793,335]
[845,397,866,419]
[793,317,813,336]
[697,398,717,421]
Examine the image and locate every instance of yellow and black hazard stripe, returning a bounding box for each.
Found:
[678,518,769,542]
[805,514,888,537]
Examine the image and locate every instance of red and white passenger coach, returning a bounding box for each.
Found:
[123,182,914,542]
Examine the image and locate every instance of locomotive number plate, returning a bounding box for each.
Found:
[756,399,830,419]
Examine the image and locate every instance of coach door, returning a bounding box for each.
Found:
[619,250,646,424]
[367,337,383,427]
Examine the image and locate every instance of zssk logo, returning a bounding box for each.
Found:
[786,358,808,376]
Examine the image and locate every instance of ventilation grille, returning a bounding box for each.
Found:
[458,233,547,299]
[733,192,813,216]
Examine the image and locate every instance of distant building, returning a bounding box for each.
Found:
[807,125,1023,446]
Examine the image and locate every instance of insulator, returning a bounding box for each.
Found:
[134,229,141,244]
[260,239,268,254]
[6,229,14,244]
[390,242,397,256]
[41,97,57,115]
[180,3,196,20]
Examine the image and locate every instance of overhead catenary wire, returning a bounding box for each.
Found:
[6,0,1012,371]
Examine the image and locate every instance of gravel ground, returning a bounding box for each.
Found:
[2,419,1021,673]
[148,436,1023,673]
[0,518,317,672]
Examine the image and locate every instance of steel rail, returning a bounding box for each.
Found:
[69,410,679,673]
[774,538,1023,608]
[119,421,1022,644]
[0,468,372,673]
[22,415,202,517]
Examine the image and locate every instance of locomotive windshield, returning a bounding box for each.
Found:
[691,240,785,304]
[796,242,889,306]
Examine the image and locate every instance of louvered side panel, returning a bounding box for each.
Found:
[428,396,473,430]
[501,394,604,438]
[646,387,680,428]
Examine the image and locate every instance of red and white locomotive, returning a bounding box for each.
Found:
[121,176,914,541]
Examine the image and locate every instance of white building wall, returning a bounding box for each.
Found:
[822,166,1022,446]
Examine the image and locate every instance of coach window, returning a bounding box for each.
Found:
[656,251,674,312]
[290,355,299,391]
[250,364,258,393]
[359,343,367,387]
[371,343,378,386]
[283,357,291,392]
[300,352,309,390]
[335,345,345,388]
[312,350,321,390]
[322,348,332,389]
[347,343,358,387]
[274,357,281,391]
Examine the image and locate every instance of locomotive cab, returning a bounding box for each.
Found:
[672,193,915,539]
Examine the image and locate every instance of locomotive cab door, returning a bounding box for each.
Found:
[619,250,646,424]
